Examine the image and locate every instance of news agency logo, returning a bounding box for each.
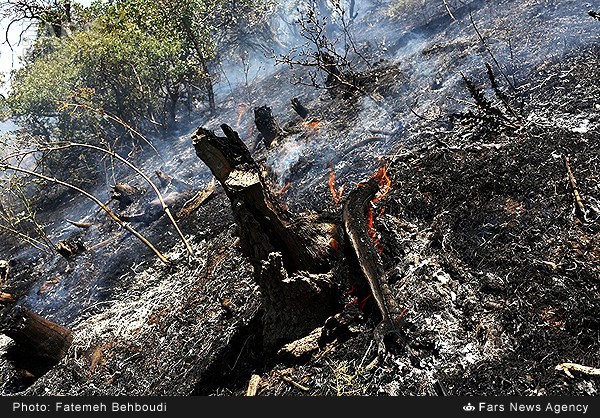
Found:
[463,403,475,412]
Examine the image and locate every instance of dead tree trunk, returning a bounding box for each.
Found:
[193,124,342,347]
[254,106,283,148]
[0,306,73,377]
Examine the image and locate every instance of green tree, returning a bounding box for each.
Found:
[5,0,276,144]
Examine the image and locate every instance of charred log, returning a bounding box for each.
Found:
[343,178,406,349]
[254,106,283,148]
[291,98,309,119]
[0,306,73,378]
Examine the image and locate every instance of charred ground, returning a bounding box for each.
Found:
[0,0,599,397]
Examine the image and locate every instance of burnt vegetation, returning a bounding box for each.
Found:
[0,0,599,397]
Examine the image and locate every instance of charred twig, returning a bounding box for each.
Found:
[588,10,600,21]
[0,163,171,266]
[563,155,587,222]
[485,62,521,122]
[469,10,515,91]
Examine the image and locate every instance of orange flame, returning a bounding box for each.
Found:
[330,237,340,253]
[371,165,392,204]
[304,119,321,130]
[328,162,345,206]
[366,206,383,254]
[366,164,393,254]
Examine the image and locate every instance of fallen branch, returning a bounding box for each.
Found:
[563,155,587,222]
[555,362,600,378]
[176,178,216,219]
[0,292,15,304]
[0,163,170,266]
[3,142,194,257]
[281,374,310,392]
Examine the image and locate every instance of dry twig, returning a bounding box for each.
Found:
[0,163,170,266]
[563,155,587,222]
[555,362,600,378]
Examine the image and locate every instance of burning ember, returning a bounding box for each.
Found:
[371,165,392,204]
[327,161,345,206]
[366,165,392,254]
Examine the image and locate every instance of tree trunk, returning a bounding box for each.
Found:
[0,306,73,378]
[192,124,343,347]
[254,106,283,148]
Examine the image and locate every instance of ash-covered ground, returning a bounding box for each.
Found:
[1,0,599,396]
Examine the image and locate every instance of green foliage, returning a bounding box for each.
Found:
[6,0,276,144]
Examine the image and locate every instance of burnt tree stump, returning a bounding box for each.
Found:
[254,106,283,148]
[291,98,309,119]
[0,306,73,377]
[193,124,342,347]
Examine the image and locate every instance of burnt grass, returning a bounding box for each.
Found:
[1,2,599,397]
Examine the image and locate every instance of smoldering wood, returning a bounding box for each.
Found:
[192,124,338,274]
[111,182,144,209]
[193,124,342,347]
[0,306,73,377]
[155,170,192,192]
[0,292,15,304]
[55,239,86,260]
[343,179,405,344]
[120,190,195,224]
[254,106,283,148]
[291,98,309,119]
